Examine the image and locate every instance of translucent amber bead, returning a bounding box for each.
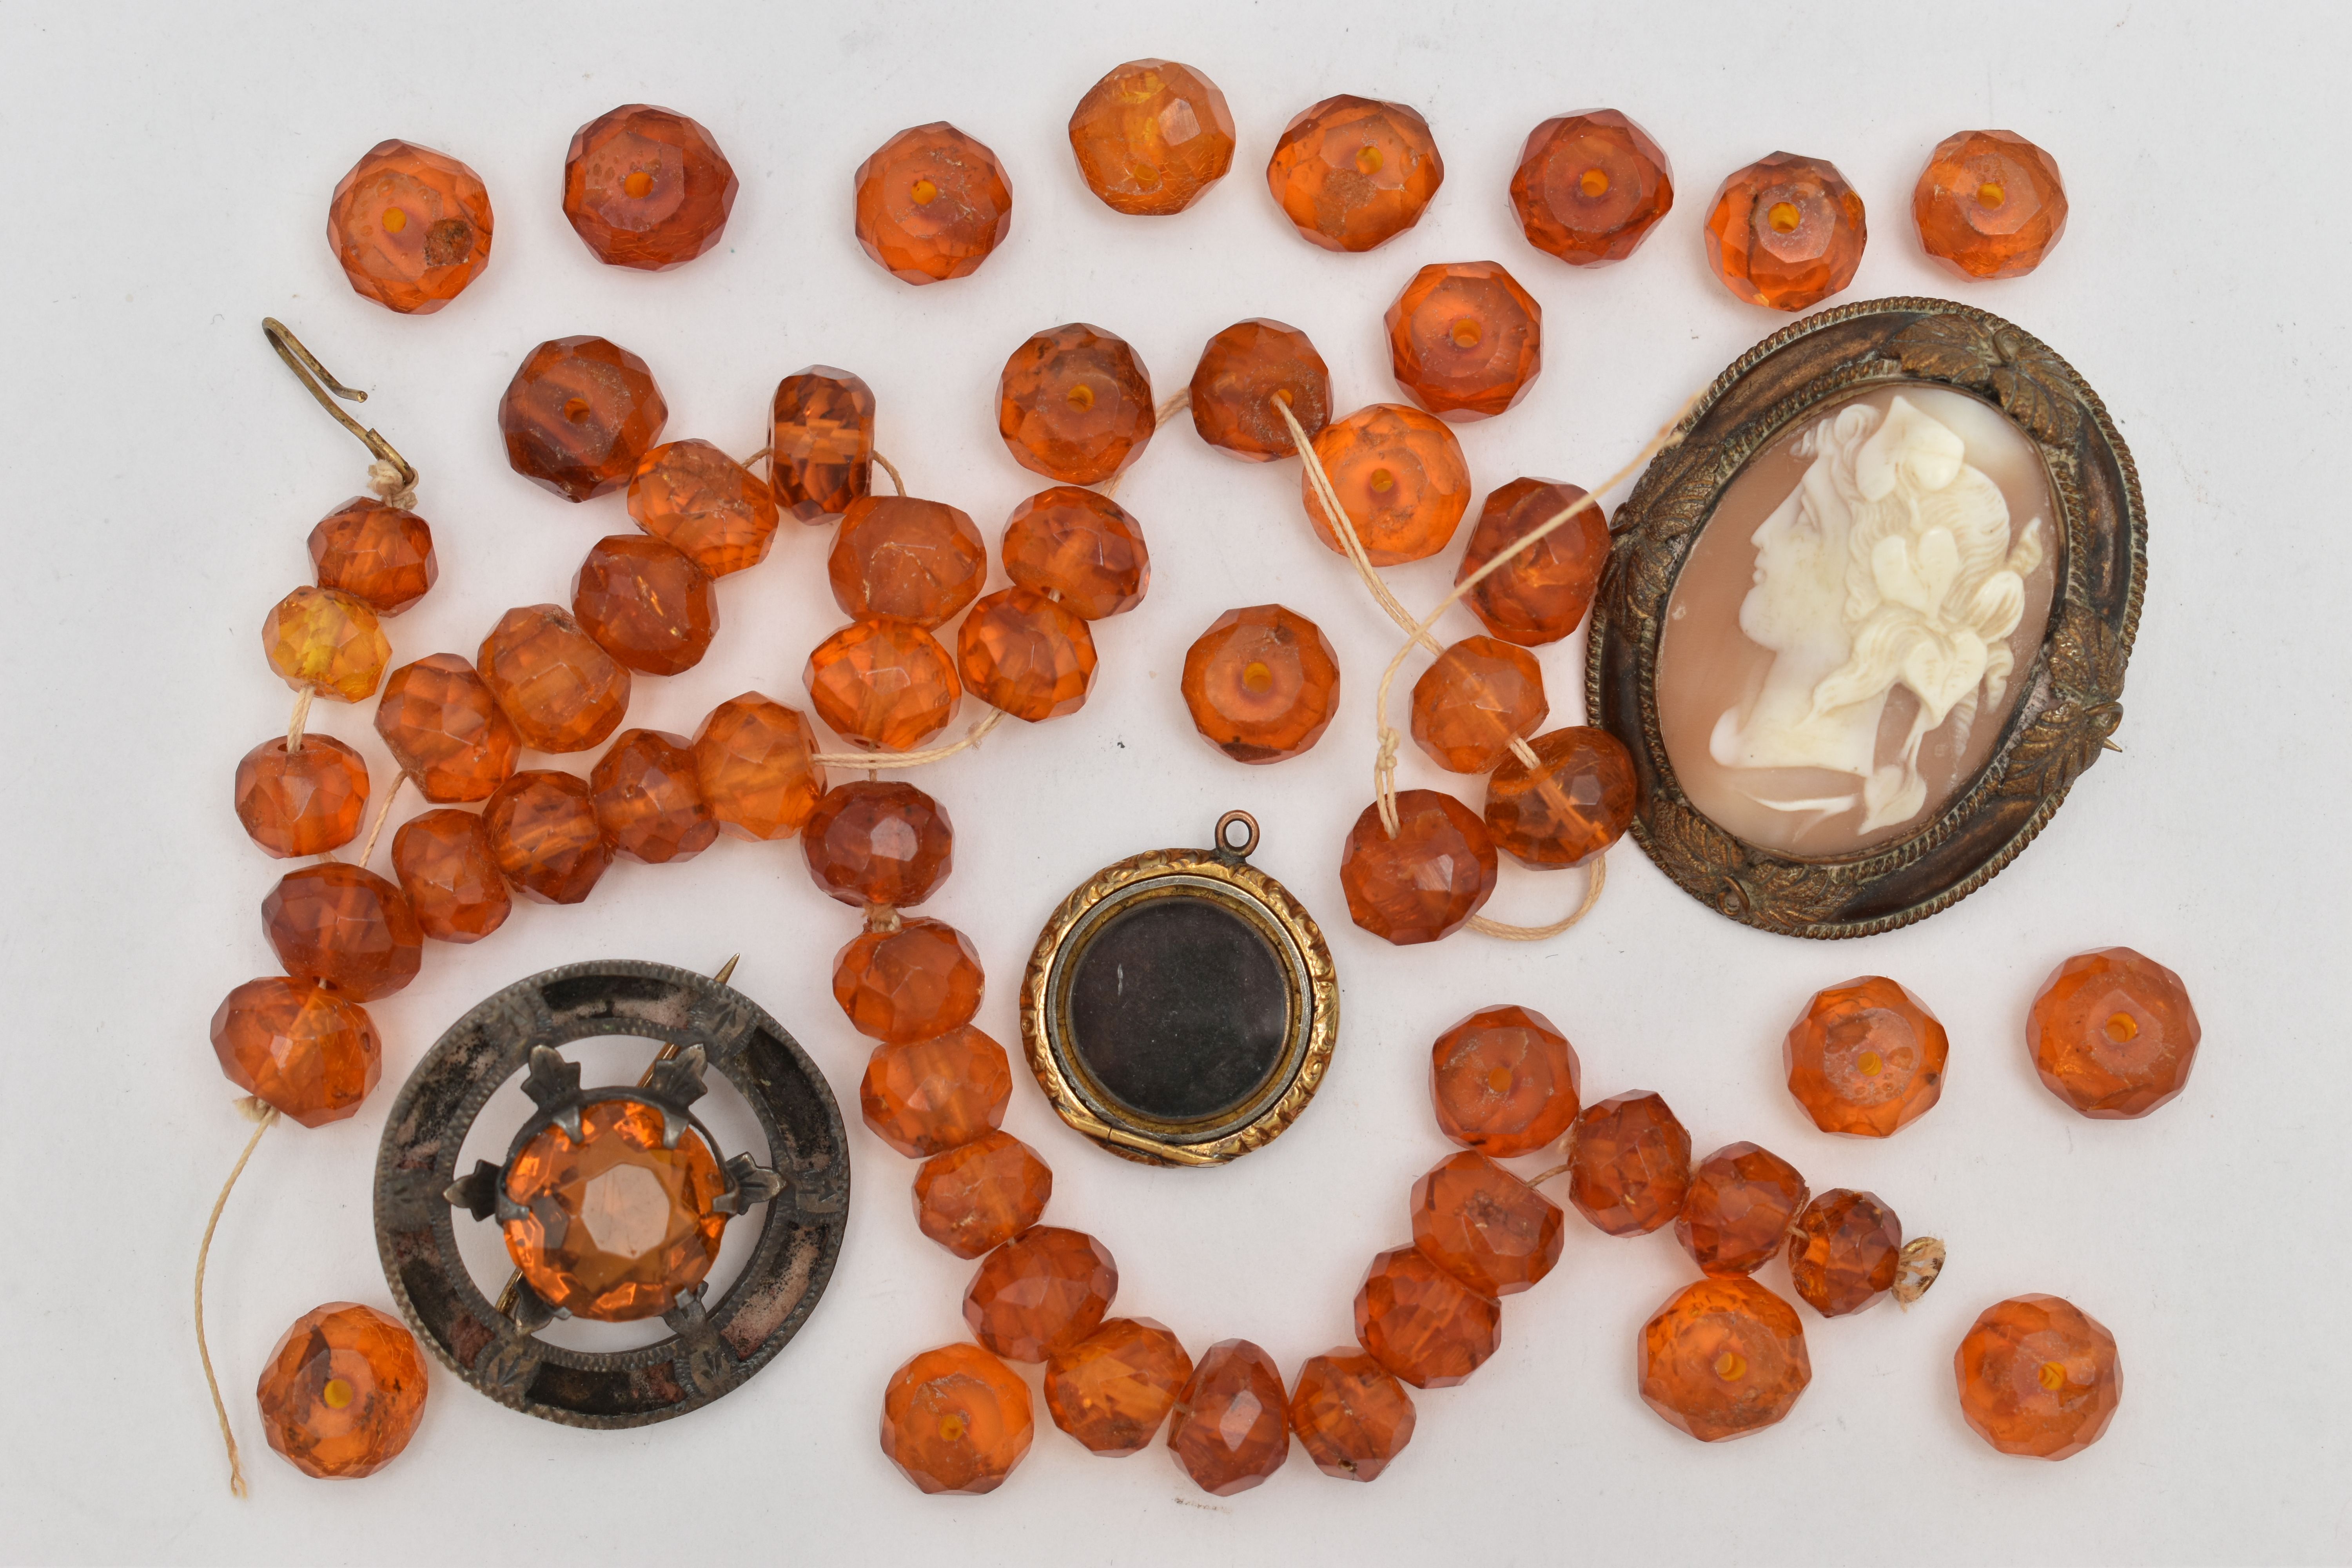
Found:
[803,780,953,908]
[590,728,716,864]
[771,367,875,522]
[1784,976,1949,1137]
[1410,1151,1564,1297]
[804,618,961,752]
[914,1130,1053,1259]
[390,808,511,943]
[832,917,984,1043]
[1639,1277,1811,1443]
[1181,604,1340,764]
[963,1226,1117,1364]
[484,769,612,905]
[499,336,668,502]
[2027,947,2200,1119]
[327,139,492,314]
[1913,129,2068,280]
[1954,1294,2121,1460]
[1068,60,1236,216]
[234,735,368,858]
[958,588,1097,722]
[262,864,423,1002]
[1409,636,1548,773]
[881,1343,1033,1495]
[1705,152,1866,312]
[502,1097,725,1319]
[375,654,522,803]
[1190,318,1331,463]
[1339,791,1497,946]
[1677,1142,1809,1278]
[1429,1004,1581,1156]
[1456,477,1607,646]
[211,976,381,1127]
[1510,111,1673,266]
[561,103,737,270]
[854,123,1012,285]
[691,693,825,841]
[572,535,718,677]
[308,497,437,615]
[255,1303,427,1478]
[1385,261,1542,421]
[1289,1350,1416,1482]
[1566,1090,1691,1236]
[477,605,631,754]
[827,497,986,628]
[996,324,1155,486]
[1303,404,1470,566]
[1787,1189,1902,1318]
[1046,1317,1193,1457]
[1168,1339,1290,1495]
[1267,94,1443,252]
[1002,487,1149,619]
[860,1027,1013,1158]
[1354,1245,1499,1389]
[264,586,388,703]
[628,439,778,576]
[1484,727,1638,869]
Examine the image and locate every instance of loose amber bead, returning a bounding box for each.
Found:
[833,917,984,1043]
[1677,1142,1809,1277]
[1339,791,1497,946]
[1705,152,1866,312]
[914,1130,1053,1259]
[1047,1316,1193,1457]
[2027,947,2200,1119]
[860,1027,1013,1158]
[854,123,1012,285]
[502,1097,725,1320]
[264,586,388,703]
[562,103,737,270]
[211,976,381,1127]
[1267,94,1443,252]
[1457,477,1608,646]
[628,439,779,576]
[1787,1189,1902,1318]
[572,534,718,677]
[827,496,987,628]
[1410,1151,1564,1297]
[235,735,369,858]
[1354,1245,1499,1389]
[1914,129,2067,280]
[997,323,1156,486]
[963,1226,1117,1363]
[327,139,492,314]
[1068,60,1235,216]
[881,1342,1034,1495]
[771,367,876,523]
[803,780,953,909]
[1189,318,1332,461]
[1639,1277,1811,1443]
[1385,261,1542,421]
[1290,1350,1416,1482]
[1566,1090,1691,1236]
[1303,404,1470,566]
[262,864,423,1002]
[391,808,511,944]
[691,693,825,841]
[484,769,612,905]
[1181,604,1341,764]
[1168,1339,1290,1495]
[1510,111,1673,267]
[255,1303,427,1478]
[1784,976,1950,1138]
[499,336,668,502]
[308,497,437,615]
[959,588,1098,722]
[1002,487,1149,619]
[1955,1294,2122,1460]
[1430,1004,1581,1156]
[478,604,632,754]
[804,618,961,752]
[1485,727,1638,869]
[1410,635,1549,773]
[590,728,716,864]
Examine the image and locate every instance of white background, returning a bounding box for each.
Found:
[2,2,2345,1563]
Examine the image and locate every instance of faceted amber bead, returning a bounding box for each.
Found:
[1303,404,1470,566]
[1566,1091,1692,1236]
[591,728,716,864]
[1485,727,1638,869]
[803,780,953,908]
[1339,791,1498,946]
[1788,1189,1902,1319]
[211,977,381,1127]
[502,1097,726,1320]
[881,1343,1034,1495]
[1457,477,1608,646]
[235,735,369,858]
[832,917,984,1043]
[1410,635,1549,773]
[860,1027,1013,1158]
[254,1303,427,1479]
[771,367,876,523]
[1354,1245,1499,1389]
[1410,1151,1564,1297]
[1168,1339,1290,1495]
[914,1131,1053,1259]
[1047,1317,1193,1457]
[262,864,423,1002]
[1955,1294,2122,1460]
[1385,261,1543,421]
[1068,60,1235,216]
[1511,111,1674,267]
[2028,947,2201,1119]
[828,497,986,628]
[854,123,1012,285]
[484,769,612,905]
[959,588,1098,722]
[1784,976,1950,1138]
[1181,604,1341,764]
[963,1226,1117,1363]
[308,498,436,615]
[1705,152,1867,312]
[562,103,737,270]
[390,808,511,944]
[1677,1142,1809,1278]
[1002,488,1149,619]
[628,439,779,576]
[572,535,719,677]
[692,693,825,841]
[1430,1004,1581,1156]
[997,324,1156,486]
[1267,95,1443,252]
[499,336,668,502]
[1189,319,1332,461]
[478,605,631,754]
[1914,129,2068,280]
[327,139,492,314]
[1290,1350,1415,1482]
[264,586,388,703]
[1639,1277,1811,1443]
[804,618,961,752]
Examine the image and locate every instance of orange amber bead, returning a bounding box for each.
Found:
[308,497,437,615]
[1457,477,1608,646]
[590,728,716,864]
[235,735,369,858]
[1430,1004,1581,1156]
[1181,604,1341,764]
[264,586,388,703]
[1705,152,1866,312]
[1511,111,1673,266]
[211,977,381,1127]
[859,1027,1013,1158]
[254,1303,427,1479]
[1168,1339,1290,1495]
[958,588,1098,722]
[1485,727,1638,869]
[327,139,492,314]
[376,654,522,803]
[1409,636,1549,773]
[832,917,984,1043]
[1784,976,1950,1138]
[914,1130,1053,1259]
[499,336,668,502]
[1189,318,1332,461]
[390,808,511,944]
[1355,1245,1499,1389]
[628,439,779,576]
[1914,129,2068,280]
[2027,947,2201,1119]
[771,367,876,522]
[501,1097,726,1320]
[1289,1350,1416,1482]
[1002,487,1149,619]
[1410,1151,1564,1297]
[1639,1276,1811,1443]
[803,780,953,908]
[1303,404,1470,566]
[478,605,632,754]
[483,769,612,905]
[1068,60,1236,216]
[262,864,423,1002]
[963,1226,1117,1363]
[1339,791,1498,946]
[854,123,1013,285]
[1566,1090,1692,1236]
[997,323,1156,485]
[691,693,825,841]
[1385,261,1543,421]
[1267,94,1443,252]
[881,1342,1034,1495]
[1955,1294,2122,1459]
[1046,1316,1193,1457]
[562,103,737,270]
[572,535,718,677]
[1787,1189,1902,1318]
[828,496,987,628]
[1677,1142,1809,1278]
[804,618,962,752]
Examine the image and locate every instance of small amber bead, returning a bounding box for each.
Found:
[484,769,612,905]
[804,618,962,752]
[1955,1294,2122,1460]
[1290,1350,1416,1482]
[833,917,984,1043]
[391,808,511,943]
[255,1302,428,1478]
[2027,947,2200,1119]
[1385,261,1543,421]
[264,586,388,703]
[1339,791,1498,946]
[562,103,737,270]
[854,123,1013,285]
[827,496,987,628]
[262,863,423,1001]
[1046,1317,1194,1457]
[1457,477,1608,646]
[1705,152,1866,312]
[1189,318,1332,461]
[1068,60,1235,216]
[1787,1190,1902,1318]
[1430,1004,1581,1156]
[502,1098,725,1320]
[211,976,381,1127]
[771,367,876,522]
[1267,94,1443,252]
[959,588,1098,722]
[1485,727,1638,869]
[477,604,632,754]
[572,535,718,677]
[1002,487,1149,619]
[590,728,716,864]
[803,780,953,909]
[997,323,1156,486]
[691,693,825,841]
[1914,129,2068,280]
[881,1342,1034,1495]
[1677,1142,1809,1278]
[1354,1245,1499,1389]
[1510,111,1674,267]
[1566,1090,1692,1236]
[1169,1340,1291,1495]
[375,654,522,803]
[860,1027,1014,1158]
[1639,1277,1811,1443]
[234,735,369,858]
[1784,976,1950,1137]
[327,139,492,314]
[914,1130,1053,1259]
[1409,636,1549,773]
[1303,404,1471,566]
[963,1226,1118,1364]
[1180,604,1341,764]
[308,497,437,615]
[628,439,779,576]
[499,336,668,502]
[1410,1151,1564,1297]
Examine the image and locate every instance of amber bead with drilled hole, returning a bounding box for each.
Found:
[478,605,631,754]
[1180,604,1341,764]
[1511,111,1673,267]
[1068,60,1235,216]
[1430,1004,1581,1156]
[1385,261,1542,421]
[803,780,953,909]
[235,735,369,858]
[376,654,522,803]
[1788,1190,1902,1318]
[255,1303,427,1478]
[1410,636,1549,773]
[1302,404,1470,566]
[882,1343,1034,1495]
[262,864,423,1001]
[1002,487,1149,619]
[804,618,962,753]
[1640,1276,1811,1443]
[1354,1245,1499,1389]
[562,103,737,270]
[964,1227,1117,1364]
[1955,1294,2122,1459]
[914,1131,1053,1259]
[503,1097,726,1320]
[1189,319,1332,461]
[1290,1350,1416,1482]
[499,336,668,502]
[1914,129,2067,280]
[1784,976,1949,1137]
[572,535,718,677]
[691,693,825,841]
[1047,1318,1193,1457]
[860,1027,1013,1159]
[1705,152,1866,312]
[590,728,716,864]
[308,497,437,615]
[854,123,1013,285]
[628,439,778,576]
[771,367,876,523]
[1267,95,1443,252]
[959,588,1097,722]
[1457,477,1607,646]
[211,977,381,1127]
[2028,947,2201,1119]
[1567,1091,1692,1237]
[833,917,984,1043]
[483,769,611,905]
[1339,791,1497,945]
[391,808,511,944]
[1677,1143,1809,1278]
[327,139,492,314]
[1485,727,1638,869]
[1411,1151,1564,1297]
[265,586,388,703]
[828,496,987,628]
[1168,1339,1290,1494]
[997,324,1155,486]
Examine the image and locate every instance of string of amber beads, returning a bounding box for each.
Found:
[1913,129,2068,280]
[1705,152,1867,311]
[1339,791,1498,945]
[235,735,369,858]
[1267,94,1443,252]
[327,139,492,314]
[479,604,632,753]
[308,498,436,615]
[1046,1317,1193,1457]
[628,439,779,575]
[1954,1294,2121,1459]
[1784,976,1950,1137]
[254,1303,428,1478]
[1167,1340,1291,1495]
[484,769,612,904]
[211,976,381,1127]
[572,535,719,676]
[502,1098,726,1319]
[261,863,423,1001]
[804,618,961,752]
[1385,261,1543,421]
[771,367,875,522]
[499,336,669,502]
[590,728,717,864]
[1189,318,1331,460]
[390,808,511,943]
[1067,60,1235,216]
[376,654,521,801]
[1002,488,1149,619]
[2027,947,2200,1119]
[265,586,388,703]
[1484,727,1638,868]
[1181,604,1341,764]
[997,324,1155,485]
[959,588,1098,722]
[561,103,737,270]
[1455,477,1608,646]
[1303,403,1470,565]
[882,1343,1034,1495]
[1638,1276,1811,1442]
[1290,1350,1416,1481]
[691,693,825,840]
[828,496,987,628]
[1510,111,1673,266]
[1409,635,1548,773]
[1429,1004,1581,1156]
[854,123,1013,285]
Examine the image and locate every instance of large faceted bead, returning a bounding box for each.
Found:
[1677,1142,1809,1278]
[1339,791,1497,946]
[1410,1151,1564,1297]
[1954,1294,2122,1459]
[1385,261,1543,421]
[254,1303,427,1478]
[1303,403,1470,565]
[390,808,511,943]
[478,605,631,754]
[963,1226,1118,1363]
[1189,318,1332,461]
[1456,477,1608,646]
[1485,727,1638,869]
[234,735,368,858]
[1002,487,1149,619]
[1914,129,2068,280]
[1788,1189,1903,1318]
[1267,95,1443,252]
[590,728,716,864]
[572,535,718,676]
[959,588,1097,722]
[860,1027,1013,1158]
[484,769,612,905]
[1354,1245,1499,1388]
[1168,1339,1290,1495]
[499,336,668,502]
[827,496,986,628]
[1290,1350,1415,1482]
[880,1343,1034,1495]
[771,367,876,522]
[914,1131,1053,1259]
[804,618,961,752]
[501,1097,726,1320]
[327,139,492,314]
[264,586,388,702]
[997,323,1155,485]
[1181,604,1341,764]
[308,497,437,615]
[2027,947,2201,1119]
[261,864,423,1001]
[853,123,1012,285]
[375,654,522,802]
[211,977,381,1126]
[1410,635,1548,773]
[832,917,984,1043]
[1047,1317,1193,1457]
[628,439,778,576]
[561,103,737,270]
[1068,60,1235,216]
[691,693,824,840]
[1566,1090,1692,1236]
[803,780,953,909]
[1430,1004,1581,1156]
[1705,152,1866,311]
[1510,111,1674,266]
[1639,1277,1811,1442]
[1784,976,1950,1137]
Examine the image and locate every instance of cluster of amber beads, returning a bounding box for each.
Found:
[1267,94,1443,252]
[1303,403,1470,566]
[1385,261,1543,421]
[1784,976,1950,1137]
[628,439,779,575]
[1704,152,1867,311]
[997,324,1156,485]
[1954,1294,2122,1459]
[1913,129,2068,279]
[1189,318,1331,460]
[771,367,876,522]
[501,1096,728,1319]
[1409,636,1548,773]
[499,336,669,502]
[1181,604,1341,764]
[1067,60,1235,216]
[254,1303,428,1478]
[1339,791,1498,945]
[561,103,737,270]
[2027,947,2200,1118]
[327,139,493,314]
[855,123,1013,285]
[1510,111,1673,266]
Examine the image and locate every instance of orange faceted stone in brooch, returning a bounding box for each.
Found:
[1784,976,1950,1137]
[562,103,737,270]
[998,323,1156,486]
[1267,94,1443,252]
[2028,947,2200,1119]
[327,139,493,314]
[1639,1276,1811,1442]
[255,1302,427,1479]
[881,1343,1034,1495]
[1914,129,2068,280]
[1181,604,1341,765]
[854,122,1013,285]
[499,336,668,503]
[1511,110,1673,266]
[501,1097,726,1320]
[1705,152,1866,312]
[1385,261,1542,421]
[1068,59,1235,216]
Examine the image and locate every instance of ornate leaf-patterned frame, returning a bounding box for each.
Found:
[1587,298,2143,938]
